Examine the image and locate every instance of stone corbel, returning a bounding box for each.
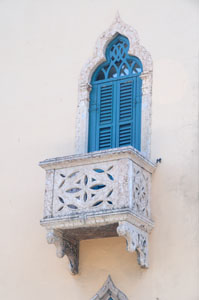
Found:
[117,221,148,268]
[46,230,79,275]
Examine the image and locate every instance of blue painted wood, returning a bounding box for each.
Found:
[97,82,114,150]
[88,34,142,152]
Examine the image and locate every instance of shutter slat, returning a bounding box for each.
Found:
[101,86,112,91]
[120,90,132,95]
[119,94,132,99]
[100,108,112,112]
[120,105,131,110]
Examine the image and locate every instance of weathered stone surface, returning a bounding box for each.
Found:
[40,147,155,273]
[47,230,79,275]
[91,275,128,300]
[117,221,149,268]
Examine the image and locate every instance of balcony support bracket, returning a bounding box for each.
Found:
[117,221,148,268]
[47,229,79,275]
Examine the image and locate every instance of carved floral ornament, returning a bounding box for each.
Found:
[75,12,153,157]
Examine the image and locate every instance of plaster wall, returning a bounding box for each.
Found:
[0,0,198,299]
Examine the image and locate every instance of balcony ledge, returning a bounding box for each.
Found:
[40,146,156,274]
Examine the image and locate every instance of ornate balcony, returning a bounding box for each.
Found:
[40,146,156,274]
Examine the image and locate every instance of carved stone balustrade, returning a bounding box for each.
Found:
[40,146,156,274]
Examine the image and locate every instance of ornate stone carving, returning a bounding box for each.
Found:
[75,12,153,158]
[91,275,128,300]
[117,221,148,268]
[40,147,155,274]
[47,230,79,275]
[132,165,150,218]
[52,159,129,217]
[54,164,115,213]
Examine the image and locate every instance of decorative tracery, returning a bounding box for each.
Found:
[92,34,142,82]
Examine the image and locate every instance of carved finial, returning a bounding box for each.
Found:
[115,11,121,21]
[113,11,122,24]
[107,274,112,280]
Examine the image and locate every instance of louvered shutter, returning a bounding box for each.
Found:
[89,78,142,152]
[117,79,134,147]
[117,78,142,150]
[88,85,98,152]
[97,83,115,150]
[134,77,142,150]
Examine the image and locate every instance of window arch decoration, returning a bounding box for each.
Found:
[88,34,143,152]
[75,12,153,158]
[91,275,128,300]
[92,34,143,82]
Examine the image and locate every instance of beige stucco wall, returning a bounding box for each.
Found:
[0,0,198,299]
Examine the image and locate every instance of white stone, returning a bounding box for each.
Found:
[117,221,149,268]
[91,275,128,300]
[40,147,156,273]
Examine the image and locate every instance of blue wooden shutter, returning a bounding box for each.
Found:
[88,78,141,152]
[88,85,97,152]
[116,77,141,150]
[135,77,142,150]
[97,82,115,150]
[117,79,134,147]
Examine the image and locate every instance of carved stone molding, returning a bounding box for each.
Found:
[46,230,79,275]
[117,221,148,268]
[75,12,153,158]
[132,164,150,218]
[91,275,128,300]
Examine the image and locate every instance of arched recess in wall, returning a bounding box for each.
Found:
[90,276,128,300]
[75,13,153,158]
[88,34,143,152]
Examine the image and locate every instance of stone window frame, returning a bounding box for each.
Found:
[75,13,152,159]
[91,275,128,300]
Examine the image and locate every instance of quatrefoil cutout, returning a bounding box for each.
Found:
[57,166,114,211]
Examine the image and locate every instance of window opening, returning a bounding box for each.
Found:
[88,34,143,152]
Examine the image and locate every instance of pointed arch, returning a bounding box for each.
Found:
[75,13,152,158]
[91,275,128,300]
[88,34,143,152]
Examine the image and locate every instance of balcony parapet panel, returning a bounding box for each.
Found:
[40,146,156,274]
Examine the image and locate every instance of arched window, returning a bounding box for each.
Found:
[76,14,152,158]
[88,34,143,152]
